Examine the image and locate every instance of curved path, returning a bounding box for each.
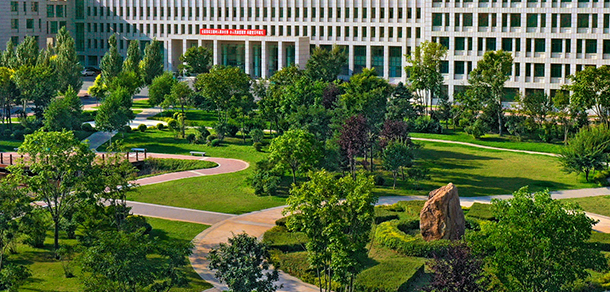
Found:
[411,137,559,156]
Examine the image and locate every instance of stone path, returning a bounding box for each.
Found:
[411,137,559,156]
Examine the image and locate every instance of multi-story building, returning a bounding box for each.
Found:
[0,0,71,52]
[2,0,610,97]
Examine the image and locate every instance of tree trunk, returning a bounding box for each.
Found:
[393,172,397,189]
[497,100,503,136]
[291,168,296,184]
[181,105,186,139]
[585,169,590,182]
[54,217,60,252]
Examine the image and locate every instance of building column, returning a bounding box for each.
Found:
[183,39,188,55]
[213,39,220,65]
[366,45,372,69]
[167,39,174,70]
[197,39,202,47]
[349,45,355,76]
[164,39,170,70]
[278,41,284,69]
[383,46,390,78]
[261,41,268,78]
[245,40,251,74]
[295,41,301,68]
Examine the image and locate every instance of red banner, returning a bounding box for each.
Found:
[200,29,267,36]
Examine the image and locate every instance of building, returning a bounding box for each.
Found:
[2,0,610,97]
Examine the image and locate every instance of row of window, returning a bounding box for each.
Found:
[10,18,42,31]
[434,13,610,29]
[83,4,422,21]
[436,36,609,55]
[10,1,38,15]
[47,4,67,18]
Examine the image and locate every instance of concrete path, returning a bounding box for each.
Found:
[126,201,235,225]
[83,131,117,150]
[411,137,559,156]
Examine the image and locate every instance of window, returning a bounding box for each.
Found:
[56,5,64,17]
[455,61,465,74]
[11,19,19,30]
[527,14,538,27]
[75,0,83,19]
[433,13,443,26]
[535,39,545,52]
[50,21,58,33]
[534,64,545,77]
[32,2,39,13]
[586,39,597,53]
[486,38,496,51]
[511,14,521,27]
[26,19,34,29]
[11,1,18,13]
[440,37,449,49]
[565,39,571,52]
[503,38,513,51]
[551,39,562,53]
[456,37,466,50]
[604,40,610,54]
[47,5,54,17]
[479,13,489,27]
[440,61,449,74]
[551,64,562,77]
[463,14,473,26]
[577,14,589,28]
[10,36,18,45]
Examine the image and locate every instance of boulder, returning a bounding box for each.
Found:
[420,183,465,241]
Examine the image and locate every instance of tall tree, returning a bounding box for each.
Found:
[563,65,610,126]
[122,40,142,75]
[140,39,164,85]
[0,179,31,269]
[208,233,281,292]
[405,41,447,113]
[268,129,322,183]
[54,27,83,92]
[100,34,123,81]
[468,187,608,292]
[1,40,17,69]
[12,64,58,118]
[0,67,17,127]
[163,81,194,138]
[468,50,514,136]
[179,46,212,76]
[95,87,135,140]
[259,66,303,134]
[423,242,487,292]
[285,170,376,292]
[381,141,414,189]
[148,72,176,107]
[558,124,610,181]
[8,130,95,251]
[386,82,418,121]
[15,36,39,68]
[43,86,83,131]
[305,45,348,82]
[194,65,252,124]
[338,115,369,176]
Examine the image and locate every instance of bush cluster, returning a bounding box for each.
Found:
[374,220,451,257]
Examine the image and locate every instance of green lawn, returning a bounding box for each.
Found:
[15,217,212,292]
[411,129,565,154]
[563,196,610,217]
[103,128,286,214]
[148,110,219,127]
[376,141,594,197]
[133,99,153,108]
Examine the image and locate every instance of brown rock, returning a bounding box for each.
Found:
[420,183,465,241]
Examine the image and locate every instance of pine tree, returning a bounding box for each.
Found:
[100,34,123,81]
[123,40,141,75]
[140,39,164,85]
[15,36,39,68]
[1,40,17,69]
[54,27,83,92]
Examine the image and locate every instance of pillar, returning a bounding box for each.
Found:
[261,41,268,78]
[278,41,284,69]
[213,39,220,65]
[383,45,390,78]
[245,40,251,74]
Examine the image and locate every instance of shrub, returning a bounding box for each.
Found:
[413,116,442,133]
[2,129,11,137]
[20,210,50,248]
[210,139,221,147]
[81,123,94,132]
[213,123,228,140]
[137,124,147,132]
[397,218,420,232]
[465,119,488,139]
[275,217,288,227]
[253,142,263,152]
[250,128,264,143]
[186,133,197,144]
[375,208,400,224]
[589,232,610,252]
[167,118,178,131]
[122,125,132,133]
[0,264,32,291]
[226,123,239,137]
[10,130,24,140]
[196,126,211,142]
[593,170,610,187]
[248,160,280,196]
[172,111,184,120]
[262,229,308,252]
[206,134,217,145]
[23,127,34,135]
[121,215,152,234]
[374,220,451,257]
[374,174,385,186]
[156,123,165,130]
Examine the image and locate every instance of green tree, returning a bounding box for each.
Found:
[468,187,608,292]
[305,45,348,82]
[259,66,303,134]
[179,46,212,76]
[0,67,17,127]
[8,130,95,251]
[468,50,514,136]
[381,141,414,189]
[88,74,107,101]
[563,65,610,126]
[208,233,280,292]
[15,36,39,68]
[122,40,141,75]
[12,64,58,118]
[558,124,610,181]
[0,179,31,269]
[405,41,447,113]
[81,228,193,292]
[54,27,83,92]
[100,34,123,81]
[148,72,176,107]
[140,39,164,85]
[386,82,418,121]
[43,86,83,131]
[268,129,322,183]
[95,87,135,140]
[107,70,142,98]
[340,68,391,130]
[194,65,252,124]
[163,81,194,138]
[1,40,17,69]
[285,170,376,292]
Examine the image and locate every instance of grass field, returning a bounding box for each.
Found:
[148,110,219,127]
[15,217,211,292]
[376,141,594,197]
[563,196,610,217]
[133,99,153,109]
[411,129,565,154]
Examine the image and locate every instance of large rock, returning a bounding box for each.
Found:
[420,183,465,241]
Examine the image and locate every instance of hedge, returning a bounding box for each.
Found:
[588,232,610,252]
[263,226,308,252]
[464,203,495,221]
[375,220,450,257]
[355,258,426,292]
[375,208,400,224]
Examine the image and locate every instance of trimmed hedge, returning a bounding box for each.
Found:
[263,226,308,252]
[589,232,610,252]
[375,208,400,224]
[465,203,495,221]
[375,220,451,257]
[355,258,426,292]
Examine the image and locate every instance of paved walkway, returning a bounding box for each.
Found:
[126,201,235,225]
[411,137,559,156]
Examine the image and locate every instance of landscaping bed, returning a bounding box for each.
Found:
[137,158,218,177]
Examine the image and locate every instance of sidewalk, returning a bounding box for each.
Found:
[411,137,559,156]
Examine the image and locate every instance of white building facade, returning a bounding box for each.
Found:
[3,0,610,97]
